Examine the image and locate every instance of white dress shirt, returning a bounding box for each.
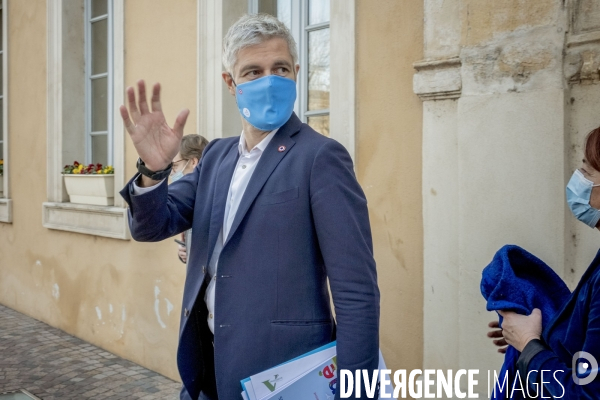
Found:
[132,129,278,333]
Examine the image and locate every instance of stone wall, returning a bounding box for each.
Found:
[415,0,600,395]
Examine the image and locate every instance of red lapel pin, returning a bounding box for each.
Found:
[278,145,286,152]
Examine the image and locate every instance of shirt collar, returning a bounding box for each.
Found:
[238,128,279,156]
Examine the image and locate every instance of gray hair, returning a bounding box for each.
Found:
[222,13,298,74]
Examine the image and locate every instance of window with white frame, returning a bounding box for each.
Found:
[249,0,330,136]
[85,0,113,165]
[44,0,128,239]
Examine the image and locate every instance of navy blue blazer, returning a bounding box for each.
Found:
[120,114,380,400]
[519,249,600,398]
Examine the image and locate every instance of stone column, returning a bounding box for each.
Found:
[413,0,600,396]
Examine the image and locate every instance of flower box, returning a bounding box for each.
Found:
[0,175,3,195]
[63,174,114,206]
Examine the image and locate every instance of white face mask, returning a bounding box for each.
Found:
[170,160,190,183]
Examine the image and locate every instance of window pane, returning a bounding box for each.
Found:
[92,77,108,132]
[309,0,330,25]
[256,0,291,30]
[307,114,329,137]
[257,0,277,15]
[91,0,108,18]
[0,9,3,49]
[307,28,330,111]
[92,134,108,165]
[277,0,292,30]
[0,98,4,140]
[91,18,108,75]
[0,54,3,94]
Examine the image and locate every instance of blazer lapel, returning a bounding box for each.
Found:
[544,249,600,337]
[223,114,302,246]
[207,142,239,263]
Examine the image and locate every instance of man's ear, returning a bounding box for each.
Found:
[190,157,199,168]
[222,72,236,96]
[295,64,300,76]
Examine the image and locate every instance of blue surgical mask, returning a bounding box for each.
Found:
[170,160,189,183]
[566,169,600,228]
[233,75,296,131]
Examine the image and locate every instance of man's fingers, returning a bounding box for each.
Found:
[151,83,162,113]
[137,79,150,115]
[173,109,190,137]
[493,338,508,347]
[498,348,507,354]
[120,105,135,134]
[126,86,141,122]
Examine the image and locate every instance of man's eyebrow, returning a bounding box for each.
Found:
[238,60,293,74]
[272,60,293,68]
[238,64,262,74]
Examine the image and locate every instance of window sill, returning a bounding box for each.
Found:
[0,198,12,223]
[42,202,130,240]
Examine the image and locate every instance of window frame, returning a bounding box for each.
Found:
[44,0,128,240]
[84,0,113,166]
[248,0,335,139]
[200,0,354,158]
[299,1,330,127]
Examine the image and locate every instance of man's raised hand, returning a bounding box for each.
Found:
[120,80,189,172]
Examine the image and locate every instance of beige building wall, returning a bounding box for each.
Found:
[356,0,424,373]
[0,0,198,381]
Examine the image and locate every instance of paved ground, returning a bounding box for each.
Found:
[0,304,181,399]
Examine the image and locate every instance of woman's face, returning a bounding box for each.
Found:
[580,158,600,212]
[171,153,187,178]
[171,153,199,177]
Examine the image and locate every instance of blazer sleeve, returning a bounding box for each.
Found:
[309,139,380,399]
[119,140,216,242]
[520,275,600,399]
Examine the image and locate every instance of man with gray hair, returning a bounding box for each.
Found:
[119,13,380,400]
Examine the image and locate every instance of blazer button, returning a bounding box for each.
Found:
[184,308,190,317]
[202,265,206,274]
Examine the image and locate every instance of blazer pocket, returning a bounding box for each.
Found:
[271,319,332,326]
[258,187,299,205]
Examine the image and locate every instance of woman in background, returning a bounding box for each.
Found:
[171,134,209,264]
[488,127,600,399]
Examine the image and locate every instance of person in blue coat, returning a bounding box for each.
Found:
[488,127,600,398]
[118,13,380,400]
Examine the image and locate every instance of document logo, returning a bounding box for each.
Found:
[262,374,283,392]
[572,351,598,385]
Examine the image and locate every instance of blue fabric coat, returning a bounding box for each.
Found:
[481,245,570,399]
[120,113,380,400]
[482,244,600,399]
